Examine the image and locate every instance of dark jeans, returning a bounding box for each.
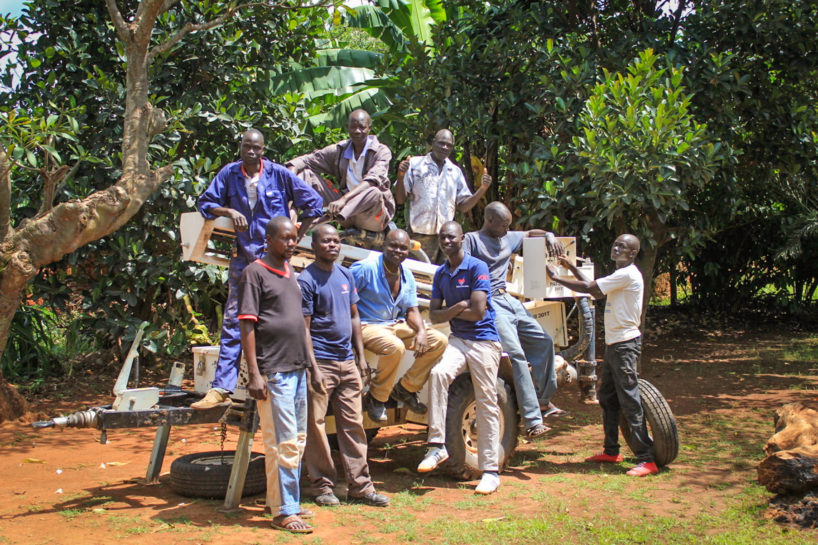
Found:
[600,337,653,463]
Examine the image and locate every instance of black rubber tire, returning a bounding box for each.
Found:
[619,379,679,467]
[169,450,266,498]
[442,374,519,480]
[408,247,432,264]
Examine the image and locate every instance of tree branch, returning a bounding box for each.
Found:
[147,0,335,62]
[159,0,178,15]
[104,0,130,42]
[147,2,269,62]
[669,0,688,44]
[36,164,71,218]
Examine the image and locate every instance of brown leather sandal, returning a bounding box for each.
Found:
[271,514,313,534]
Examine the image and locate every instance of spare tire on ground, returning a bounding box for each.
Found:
[619,378,679,467]
[442,374,519,480]
[169,450,266,498]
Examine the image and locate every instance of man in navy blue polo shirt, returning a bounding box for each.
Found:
[299,224,389,507]
[418,221,503,495]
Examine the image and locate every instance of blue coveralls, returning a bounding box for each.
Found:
[198,158,323,393]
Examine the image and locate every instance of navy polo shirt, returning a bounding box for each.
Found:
[432,254,500,341]
[298,263,358,361]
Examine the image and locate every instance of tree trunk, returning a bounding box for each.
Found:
[757,403,818,494]
[635,243,658,339]
[669,266,677,307]
[0,1,173,421]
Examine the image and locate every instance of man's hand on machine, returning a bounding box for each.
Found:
[544,232,564,257]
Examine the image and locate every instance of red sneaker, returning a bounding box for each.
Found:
[585,452,624,463]
[626,462,659,476]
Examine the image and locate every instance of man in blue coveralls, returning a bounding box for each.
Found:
[192,128,324,409]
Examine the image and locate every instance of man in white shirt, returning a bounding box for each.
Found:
[546,234,658,477]
[395,129,491,263]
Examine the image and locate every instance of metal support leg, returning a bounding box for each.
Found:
[145,423,171,484]
[222,429,254,510]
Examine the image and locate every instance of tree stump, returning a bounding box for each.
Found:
[0,379,29,423]
[757,403,818,495]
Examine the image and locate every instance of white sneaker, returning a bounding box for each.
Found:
[417,446,449,473]
[475,472,500,495]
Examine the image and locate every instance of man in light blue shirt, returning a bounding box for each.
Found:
[349,229,448,422]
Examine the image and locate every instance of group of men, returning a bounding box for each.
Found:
[192,111,657,534]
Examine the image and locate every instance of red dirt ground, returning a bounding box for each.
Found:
[1,327,817,544]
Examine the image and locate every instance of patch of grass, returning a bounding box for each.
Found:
[780,335,818,363]
[106,515,158,536]
[58,508,84,520]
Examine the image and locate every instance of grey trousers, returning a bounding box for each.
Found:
[427,336,502,472]
[305,359,376,497]
[600,337,654,463]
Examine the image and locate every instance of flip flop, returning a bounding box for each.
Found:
[542,406,567,418]
[525,423,551,439]
[271,514,313,534]
[256,499,315,519]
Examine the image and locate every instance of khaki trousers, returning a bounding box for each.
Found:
[361,321,448,403]
[427,336,502,472]
[305,359,376,497]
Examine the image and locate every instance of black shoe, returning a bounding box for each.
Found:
[314,492,340,506]
[364,395,388,423]
[349,491,389,507]
[390,382,427,414]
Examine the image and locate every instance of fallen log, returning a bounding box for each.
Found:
[757,403,818,495]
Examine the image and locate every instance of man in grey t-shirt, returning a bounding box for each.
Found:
[463,202,564,439]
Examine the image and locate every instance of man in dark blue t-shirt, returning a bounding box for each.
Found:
[418,221,503,495]
[299,224,389,508]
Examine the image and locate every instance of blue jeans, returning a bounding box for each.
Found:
[211,260,245,392]
[257,369,308,516]
[493,293,557,429]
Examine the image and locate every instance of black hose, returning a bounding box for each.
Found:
[558,296,594,363]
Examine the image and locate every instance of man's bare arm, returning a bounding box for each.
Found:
[456,169,491,213]
[546,257,604,299]
[455,289,488,322]
[429,298,468,324]
[240,320,267,400]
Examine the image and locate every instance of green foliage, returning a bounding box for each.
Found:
[570,48,724,249]
[272,0,446,130]
[678,0,818,309]
[1,301,93,384]
[1,0,332,362]
[388,0,818,312]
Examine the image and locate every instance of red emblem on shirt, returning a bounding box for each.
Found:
[458,278,466,285]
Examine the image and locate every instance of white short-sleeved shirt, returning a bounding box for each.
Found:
[403,154,472,235]
[344,136,373,190]
[595,263,644,345]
